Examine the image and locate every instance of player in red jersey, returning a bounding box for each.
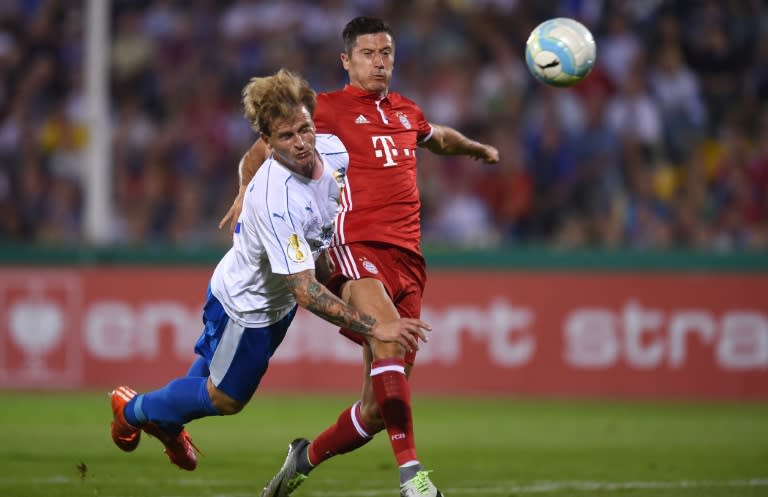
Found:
[221,17,498,497]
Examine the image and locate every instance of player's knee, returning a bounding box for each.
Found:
[359,401,385,433]
[207,385,247,415]
[372,340,406,361]
[214,398,246,415]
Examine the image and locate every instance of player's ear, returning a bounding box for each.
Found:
[260,134,272,151]
[341,52,350,70]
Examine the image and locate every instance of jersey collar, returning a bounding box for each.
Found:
[343,84,388,101]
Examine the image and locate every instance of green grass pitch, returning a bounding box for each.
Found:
[0,391,766,497]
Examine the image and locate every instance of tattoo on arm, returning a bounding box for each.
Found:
[284,271,376,336]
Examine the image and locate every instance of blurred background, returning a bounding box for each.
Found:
[1,0,767,251]
[1,5,766,495]
[0,0,767,400]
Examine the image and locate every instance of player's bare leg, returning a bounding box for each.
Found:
[346,278,443,496]
[260,277,442,496]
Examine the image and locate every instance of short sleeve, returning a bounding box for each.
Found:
[412,103,433,143]
[313,93,334,135]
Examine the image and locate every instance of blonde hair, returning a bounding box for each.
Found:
[241,69,316,137]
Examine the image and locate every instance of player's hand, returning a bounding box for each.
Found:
[218,187,245,233]
[474,144,499,164]
[371,318,432,352]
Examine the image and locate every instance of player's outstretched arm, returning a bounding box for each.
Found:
[218,139,270,232]
[422,123,500,163]
[283,270,431,351]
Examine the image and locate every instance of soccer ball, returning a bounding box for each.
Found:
[525,17,596,87]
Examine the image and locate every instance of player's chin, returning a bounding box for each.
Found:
[367,78,388,90]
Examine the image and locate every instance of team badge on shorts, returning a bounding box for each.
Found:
[360,258,379,275]
[396,111,411,130]
[286,234,310,263]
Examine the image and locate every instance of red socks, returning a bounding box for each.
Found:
[370,358,417,465]
[307,358,418,467]
[307,401,372,466]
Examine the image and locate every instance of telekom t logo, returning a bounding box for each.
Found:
[372,135,398,167]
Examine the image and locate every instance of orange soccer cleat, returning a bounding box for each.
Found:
[110,386,142,452]
[143,422,200,471]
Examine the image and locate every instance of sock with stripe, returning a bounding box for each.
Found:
[124,377,219,431]
[305,402,373,473]
[370,358,418,466]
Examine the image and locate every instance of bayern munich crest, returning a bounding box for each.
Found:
[396,111,411,129]
[361,259,379,274]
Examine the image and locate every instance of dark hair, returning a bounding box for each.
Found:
[342,16,393,54]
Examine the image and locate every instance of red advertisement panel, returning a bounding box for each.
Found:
[1,268,766,399]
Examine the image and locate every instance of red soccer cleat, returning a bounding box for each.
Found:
[143,422,200,471]
[110,386,141,452]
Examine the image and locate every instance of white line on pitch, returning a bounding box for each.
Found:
[9,477,768,496]
[308,478,768,496]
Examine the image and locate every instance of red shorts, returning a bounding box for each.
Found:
[326,242,427,364]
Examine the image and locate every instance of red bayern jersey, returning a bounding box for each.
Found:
[313,84,433,256]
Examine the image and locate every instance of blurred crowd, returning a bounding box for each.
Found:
[1,0,767,251]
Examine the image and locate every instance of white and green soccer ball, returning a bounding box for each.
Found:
[525,17,597,87]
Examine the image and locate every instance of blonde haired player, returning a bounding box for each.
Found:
[109,69,431,471]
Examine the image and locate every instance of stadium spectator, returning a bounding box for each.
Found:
[475,131,534,242]
[0,0,766,251]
